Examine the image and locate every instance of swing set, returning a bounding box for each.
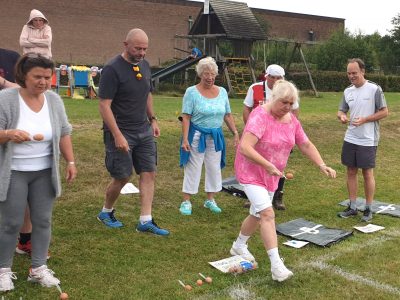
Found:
[254,38,319,96]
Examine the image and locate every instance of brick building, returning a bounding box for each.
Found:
[0,0,344,66]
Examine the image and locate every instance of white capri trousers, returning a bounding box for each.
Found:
[182,131,222,194]
[242,184,274,218]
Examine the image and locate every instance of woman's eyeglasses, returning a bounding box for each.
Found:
[132,65,142,80]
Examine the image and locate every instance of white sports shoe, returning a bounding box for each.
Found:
[271,260,293,282]
[27,265,60,287]
[230,242,256,262]
[0,268,17,292]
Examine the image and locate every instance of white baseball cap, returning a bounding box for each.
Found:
[266,64,285,77]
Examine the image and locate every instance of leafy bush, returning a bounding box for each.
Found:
[287,71,400,92]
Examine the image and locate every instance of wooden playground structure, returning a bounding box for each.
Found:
[167,0,318,97]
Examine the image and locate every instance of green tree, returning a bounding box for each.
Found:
[390,13,400,42]
[312,30,376,71]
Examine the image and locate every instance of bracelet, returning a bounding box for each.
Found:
[68,161,75,165]
[149,116,158,122]
[319,163,327,168]
[233,130,238,135]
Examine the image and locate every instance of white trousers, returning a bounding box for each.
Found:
[182,131,222,194]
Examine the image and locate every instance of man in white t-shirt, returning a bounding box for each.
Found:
[243,64,299,123]
[242,64,299,210]
[337,58,388,222]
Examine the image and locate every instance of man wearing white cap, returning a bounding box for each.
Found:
[242,64,299,210]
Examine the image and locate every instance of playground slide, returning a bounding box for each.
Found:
[151,56,202,84]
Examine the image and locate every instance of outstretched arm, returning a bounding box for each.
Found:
[297,140,336,178]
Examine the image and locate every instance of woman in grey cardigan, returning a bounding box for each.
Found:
[0,54,77,292]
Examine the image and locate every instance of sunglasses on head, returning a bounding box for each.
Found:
[132,64,142,80]
[25,53,50,59]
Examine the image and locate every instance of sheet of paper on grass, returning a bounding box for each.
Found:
[209,255,253,273]
[120,183,139,194]
[283,240,309,248]
[354,224,385,233]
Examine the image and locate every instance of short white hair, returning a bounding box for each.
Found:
[271,80,298,104]
[195,56,218,76]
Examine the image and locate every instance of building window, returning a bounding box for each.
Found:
[188,16,194,31]
[308,29,315,41]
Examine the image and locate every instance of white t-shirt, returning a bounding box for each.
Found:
[11,94,53,171]
[339,80,387,146]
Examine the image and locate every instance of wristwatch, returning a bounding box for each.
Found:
[149,116,158,122]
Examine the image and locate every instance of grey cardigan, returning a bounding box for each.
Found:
[0,88,72,201]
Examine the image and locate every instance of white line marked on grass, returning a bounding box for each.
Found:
[194,229,400,299]
[308,261,400,296]
[308,229,400,263]
[227,283,256,300]
[301,228,400,296]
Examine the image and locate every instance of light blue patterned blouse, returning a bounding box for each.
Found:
[182,86,231,128]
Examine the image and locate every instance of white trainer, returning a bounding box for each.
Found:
[230,242,256,262]
[271,260,293,282]
[27,265,60,287]
[0,268,17,292]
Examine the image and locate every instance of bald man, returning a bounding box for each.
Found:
[97,28,169,235]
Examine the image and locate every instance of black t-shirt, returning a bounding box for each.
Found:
[0,48,20,82]
[99,55,153,133]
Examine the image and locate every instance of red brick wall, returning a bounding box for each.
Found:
[253,9,344,42]
[0,0,343,66]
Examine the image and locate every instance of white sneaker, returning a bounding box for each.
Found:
[27,265,60,287]
[0,268,17,292]
[230,242,256,262]
[271,260,293,282]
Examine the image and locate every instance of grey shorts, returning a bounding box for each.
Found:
[341,141,377,169]
[104,129,157,179]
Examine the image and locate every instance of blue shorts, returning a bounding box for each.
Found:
[341,141,377,169]
[104,128,157,179]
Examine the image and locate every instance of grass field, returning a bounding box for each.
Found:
[6,92,400,300]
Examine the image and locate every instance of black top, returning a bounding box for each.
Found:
[99,55,153,133]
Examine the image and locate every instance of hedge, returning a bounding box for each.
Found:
[286,71,400,92]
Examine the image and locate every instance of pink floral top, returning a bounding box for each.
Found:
[235,106,308,192]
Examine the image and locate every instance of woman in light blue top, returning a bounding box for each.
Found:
[179,57,239,215]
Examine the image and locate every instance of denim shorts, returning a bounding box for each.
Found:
[341,141,377,169]
[104,129,157,179]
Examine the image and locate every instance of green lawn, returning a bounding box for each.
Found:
[8,92,400,300]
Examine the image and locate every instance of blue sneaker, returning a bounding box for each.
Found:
[204,199,222,214]
[97,209,123,228]
[179,201,192,215]
[136,219,170,236]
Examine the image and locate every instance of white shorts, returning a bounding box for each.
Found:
[242,184,274,218]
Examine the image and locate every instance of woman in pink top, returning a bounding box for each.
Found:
[230,80,336,282]
[19,9,52,58]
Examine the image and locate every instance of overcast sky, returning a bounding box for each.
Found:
[194,0,399,35]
